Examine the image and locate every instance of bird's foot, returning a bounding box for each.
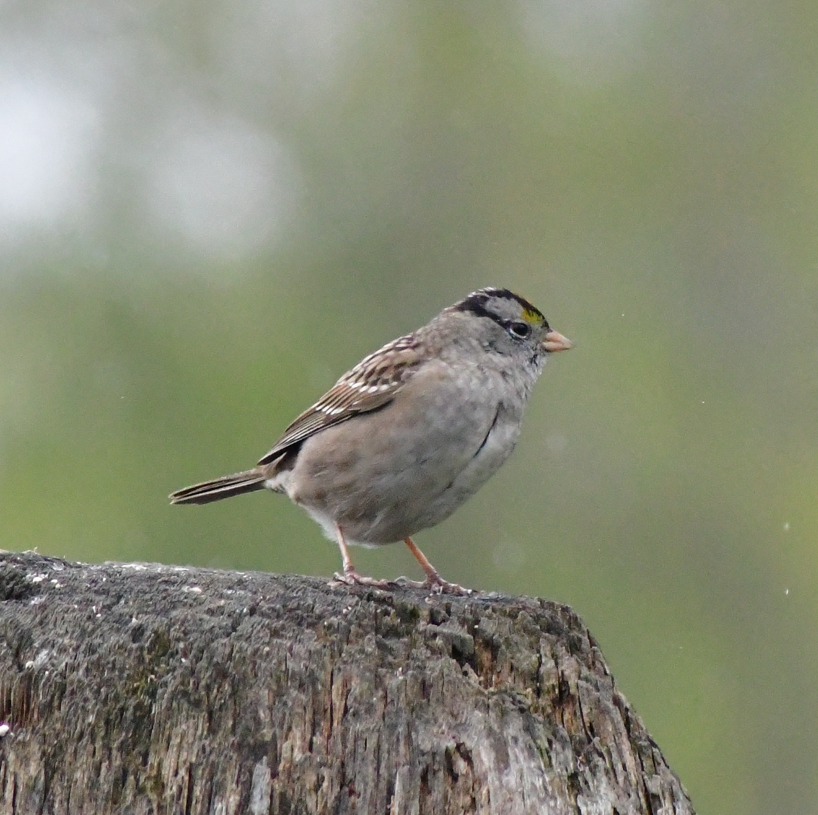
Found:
[330,570,396,590]
[394,575,473,596]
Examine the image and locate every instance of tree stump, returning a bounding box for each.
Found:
[0,552,693,814]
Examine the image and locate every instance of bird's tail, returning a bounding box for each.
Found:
[169,468,267,505]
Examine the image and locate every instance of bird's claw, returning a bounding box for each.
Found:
[329,572,473,595]
[330,571,396,590]
[394,575,473,596]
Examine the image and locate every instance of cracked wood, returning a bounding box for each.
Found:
[0,552,693,814]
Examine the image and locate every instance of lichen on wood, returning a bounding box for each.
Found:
[0,552,693,814]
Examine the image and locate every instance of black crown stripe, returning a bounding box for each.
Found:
[453,288,545,325]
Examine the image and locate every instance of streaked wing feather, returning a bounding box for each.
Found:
[258,333,421,465]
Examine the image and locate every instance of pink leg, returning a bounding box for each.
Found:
[332,525,395,589]
[329,526,472,595]
[401,538,472,595]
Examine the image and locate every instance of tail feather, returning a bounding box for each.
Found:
[169,469,267,505]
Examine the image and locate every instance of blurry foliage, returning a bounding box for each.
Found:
[1,2,817,813]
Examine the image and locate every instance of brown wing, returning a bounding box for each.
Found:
[258,333,422,466]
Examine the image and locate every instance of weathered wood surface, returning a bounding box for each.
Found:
[0,552,693,814]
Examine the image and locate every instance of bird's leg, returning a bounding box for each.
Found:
[399,537,472,595]
[331,525,395,589]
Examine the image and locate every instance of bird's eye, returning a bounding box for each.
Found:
[508,321,531,339]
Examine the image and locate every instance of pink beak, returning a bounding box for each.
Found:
[542,329,573,353]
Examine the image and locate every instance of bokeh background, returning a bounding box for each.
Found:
[1,1,816,811]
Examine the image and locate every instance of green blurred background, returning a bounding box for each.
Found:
[1,1,816,811]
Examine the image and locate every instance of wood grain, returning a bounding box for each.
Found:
[0,552,693,814]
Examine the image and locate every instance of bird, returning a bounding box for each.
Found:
[170,287,572,593]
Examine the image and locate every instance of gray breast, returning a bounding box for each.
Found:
[285,361,533,545]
